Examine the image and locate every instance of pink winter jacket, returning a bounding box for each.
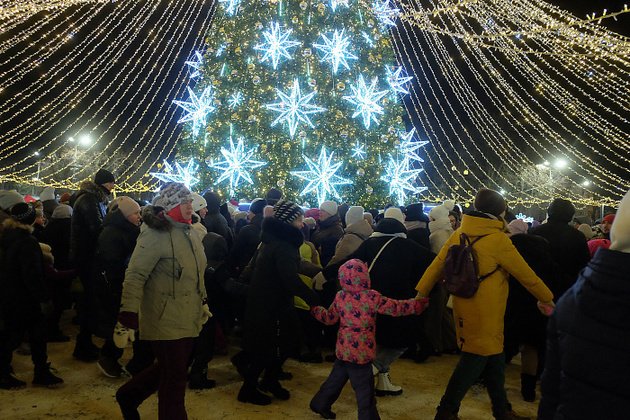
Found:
[311,259,429,365]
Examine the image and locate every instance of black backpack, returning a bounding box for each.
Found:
[442,233,498,298]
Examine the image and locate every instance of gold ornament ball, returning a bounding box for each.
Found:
[231,69,238,76]
[282,142,291,151]
[302,48,312,57]
[256,22,263,30]
[317,3,325,13]
[366,185,374,194]
[277,179,286,188]
[388,126,397,134]
[299,1,308,10]
[336,82,345,91]
[213,99,221,106]
[260,144,268,152]
[298,130,307,139]
[396,116,403,123]
[234,46,242,54]
[308,78,317,87]
[219,27,225,34]
[212,79,220,86]
[357,168,365,176]
[340,130,349,139]
[292,16,299,24]
[247,63,255,71]
[253,76,261,85]
[231,112,239,120]
[335,110,344,119]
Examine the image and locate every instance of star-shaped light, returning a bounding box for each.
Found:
[266,78,326,138]
[218,0,241,16]
[291,146,352,205]
[343,75,388,129]
[173,86,215,136]
[398,128,429,164]
[361,31,375,47]
[516,212,534,223]
[313,29,357,74]
[386,65,413,95]
[150,159,200,189]
[380,156,426,205]
[215,44,226,57]
[185,51,203,79]
[373,0,400,27]
[209,136,267,195]
[228,91,243,109]
[352,141,366,159]
[330,0,350,12]
[254,22,301,70]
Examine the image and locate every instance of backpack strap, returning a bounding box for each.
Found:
[466,233,500,281]
[368,237,397,273]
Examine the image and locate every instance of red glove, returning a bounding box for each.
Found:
[118,311,139,330]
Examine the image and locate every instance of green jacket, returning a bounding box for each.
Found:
[121,206,207,341]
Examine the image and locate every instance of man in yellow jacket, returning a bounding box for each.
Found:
[416,189,555,420]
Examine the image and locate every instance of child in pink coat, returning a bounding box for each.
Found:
[309,259,429,419]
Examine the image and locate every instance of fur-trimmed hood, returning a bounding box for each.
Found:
[141,205,171,231]
[2,217,34,234]
[75,180,108,203]
[261,217,304,248]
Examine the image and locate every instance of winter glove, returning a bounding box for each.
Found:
[40,301,54,318]
[312,272,327,291]
[415,297,430,314]
[118,311,139,330]
[537,301,555,316]
[201,304,213,325]
[113,321,136,349]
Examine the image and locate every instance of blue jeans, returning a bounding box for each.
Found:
[373,346,407,373]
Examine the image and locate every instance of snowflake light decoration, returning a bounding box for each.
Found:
[218,0,241,16]
[343,75,388,129]
[313,29,357,74]
[386,65,413,95]
[515,212,534,223]
[266,78,326,138]
[330,0,349,12]
[185,51,203,79]
[398,128,429,164]
[150,159,200,189]
[380,156,426,205]
[209,136,267,194]
[291,146,352,205]
[228,92,243,109]
[173,86,215,136]
[352,141,366,159]
[254,22,301,70]
[373,0,400,27]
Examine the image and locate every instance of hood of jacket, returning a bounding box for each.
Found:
[429,218,453,234]
[261,217,303,248]
[374,217,407,235]
[1,218,34,241]
[318,213,341,230]
[103,208,140,233]
[141,205,171,231]
[459,212,506,237]
[345,219,373,239]
[338,258,371,293]
[75,180,108,203]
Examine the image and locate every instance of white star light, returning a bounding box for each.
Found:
[291,146,352,205]
[228,92,243,109]
[173,86,215,136]
[352,141,366,159]
[398,128,428,163]
[387,65,413,95]
[381,156,426,205]
[266,78,326,138]
[254,22,301,70]
[150,159,200,189]
[313,29,357,74]
[219,0,241,16]
[373,0,400,27]
[210,136,267,195]
[330,0,350,12]
[343,75,388,129]
[185,51,203,79]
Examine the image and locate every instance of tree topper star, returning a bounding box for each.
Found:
[254,22,301,70]
[266,78,326,138]
[173,86,215,136]
[291,146,352,205]
[343,75,388,129]
[209,136,267,195]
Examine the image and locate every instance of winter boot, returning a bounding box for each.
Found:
[97,356,124,378]
[310,401,337,419]
[494,410,530,420]
[0,373,27,390]
[259,379,290,400]
[520,373,537,402]
[189,368,216,390]
[32,363,63,388]
[434,406,461,420]
[375,372,403,396]
[73,340,100,362]
[237,381,272,405]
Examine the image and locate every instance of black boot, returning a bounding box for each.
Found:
[237,381,272,405]
[32,363,63,388]
[73,337,100,362]
[0,373,26,390]
[520,373,537,402]
[189,368,216,390]
[310,401,337,419]
[116,388,141,420]
[435,406,460,420]
[259,379,290,400]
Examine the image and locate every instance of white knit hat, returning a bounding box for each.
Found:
[345,206,364,227]
[384,207,405,224]
[191,192,207,213]
[610,189,630,253]
[319,200,338,216]
[0,190,25,211]
[40,186,56,202]
[154,182,192,212]
[114,196,141,218]
[429,204,449,221]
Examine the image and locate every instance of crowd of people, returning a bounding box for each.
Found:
[0,167,628,420]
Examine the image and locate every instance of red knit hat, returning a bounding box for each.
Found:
[602,213,615,224]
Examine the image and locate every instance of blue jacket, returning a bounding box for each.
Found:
[539,248,630,420]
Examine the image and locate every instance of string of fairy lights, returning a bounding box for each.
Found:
[0,0,627,208]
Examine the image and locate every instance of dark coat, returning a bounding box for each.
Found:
[227,214,263,273]
[539,249,630,420]
[242,217,319,361]
[407,225,431,250]
[70,181,109,266]
[311,214,345,267]
[529,221,590,298]
[42,199,59,221]
[203,212,233,250]
[39,218,72,269]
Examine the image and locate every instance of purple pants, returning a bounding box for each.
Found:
[311,359,380,420]
[116,338,194,420]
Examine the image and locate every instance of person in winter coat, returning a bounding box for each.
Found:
[70,169,115,361]
[39,187,58,221]
[416,189,554,420]
[429,204,455,254]
[311,200,345,267]
[94,197,142,379]
[529,198,590,298]
[404,202,431,250]
[309,259,429,420]
[327,206,373,266]
[0,203,63,389]
[227,198,267,274]
[238,201,319,406]
[115,182,208,420]
[202,191,233,249]
[599,213,615,240]
[538,189,630,420]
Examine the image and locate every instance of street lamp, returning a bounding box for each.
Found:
[582,180,590,187]
[553,158,568,170]
[79,135,92,147]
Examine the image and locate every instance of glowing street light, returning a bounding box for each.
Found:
[79,135,92,146]
[553,158,568,169]
[582,180,590,187]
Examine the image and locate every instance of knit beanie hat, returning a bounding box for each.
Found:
[602,213,616,225]
[265,188,283,206]
[577,224,594,240]
[203,191,221,212]
[191,193,207,213]
[114,196,141,218]
[429,204,449,221]
[0,190,25,211]
[52,204,73,219]
[345,206,364,227]
[610,189,630,253]
[94,168,115,185]
[273,200,304,224]
[40,186,55,202]
[154,182,192,212]
[384,207,405,224]
[338,203,349,224]
[249,198,267,215]
[59,192,72,204]
[404,202,428,222]
[10,202,36,226]
[319,200,338,216]
[546,198,575,223]
[474,189,507,218]
[508,219,529,235]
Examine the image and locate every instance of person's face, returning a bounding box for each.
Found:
[449,215,457,230]
[126,210,142,226]
[292,215,304,229]
[103,182,115,192]
[601,220,612,233]
[319,210,331,221]
[198,207,208,219]
[180,201,194,221]
[35,215,46,226]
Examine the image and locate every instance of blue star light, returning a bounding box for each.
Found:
[361,31,375,47]
[313,29,357,74]
[352,141,366,159]
[215,44,226,57]
[173,86,215,136]
[343,75,388,129]
[266,78,326,138]
[373,0,400,27]
[219,0,241,16]
[398,128,428,164]
[386,65,413,95]
[330,0,350,12]
[380,156,426,205]
[254,22,301,70]
[185,51,203,79]
[228,92,243,109]
[291,146,352,205]
[209,136,267,194]
[150,159,200,189]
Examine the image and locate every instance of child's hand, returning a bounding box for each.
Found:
[415,297,429,314]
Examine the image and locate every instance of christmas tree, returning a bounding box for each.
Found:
[169,0,428,207]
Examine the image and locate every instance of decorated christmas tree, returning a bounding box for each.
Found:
[168,0,428,207]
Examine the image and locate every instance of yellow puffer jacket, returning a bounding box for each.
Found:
[416,213,554,356]
[294,241,321,310]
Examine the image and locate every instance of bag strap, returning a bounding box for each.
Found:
[465,233,500,281]
[369,237,397,273]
